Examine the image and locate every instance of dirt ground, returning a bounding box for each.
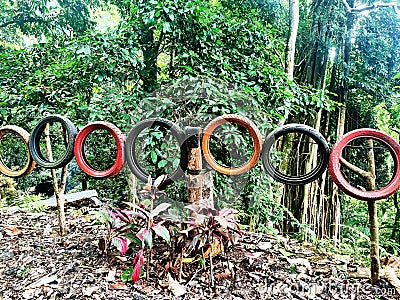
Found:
[1,206,399,300]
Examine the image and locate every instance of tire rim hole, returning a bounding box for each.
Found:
[208,122,253,169]
[0,133,29,171]
[268,132,323,177]
[341,138,395,191]
[38,122,69,163]
[82,129,118,171]
[135,126,181,178]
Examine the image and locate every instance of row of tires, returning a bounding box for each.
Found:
[1,114,399,201]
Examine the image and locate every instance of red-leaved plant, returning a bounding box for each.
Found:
[101,175,171,282]
[182,204,242,256]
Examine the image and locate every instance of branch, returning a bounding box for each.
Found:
[342,0,399,14]
[352,2,398,13]
[339,156,371,179]
[348,84,375,96]
[342,0,352,13]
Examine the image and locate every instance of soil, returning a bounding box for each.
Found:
[1,206,400,300]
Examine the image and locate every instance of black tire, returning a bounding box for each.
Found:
[262,124,330,185]
[125,118,188,188]
[29,115,77,169]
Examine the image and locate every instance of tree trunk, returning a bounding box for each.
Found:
[44,123,68,236]
[366,139,379,285]
[286,0,299,80]
[186,127,203,206]
[340,138,379,284]
[141,24,158,93]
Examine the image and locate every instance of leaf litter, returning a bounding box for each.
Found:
[0,209,400,300]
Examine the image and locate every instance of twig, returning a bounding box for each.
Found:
[179,248,184,282]
[209,238,214,287]
[185,268,201,286]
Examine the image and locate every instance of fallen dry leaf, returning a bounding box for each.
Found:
[83,286,99,296]
[168,273,186,297]
[106,270,116,282]
[4,226,22,236]
[109,282,128,290]
[29,274,58,288]
[215,271,231,280]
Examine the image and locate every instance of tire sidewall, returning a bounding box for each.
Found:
[262,124,330,185]
[74,121,125,178]
[125,118,188,185]
[0,125,36,177]
[29,115,77,169]
[201,114,262,176]
[328,128,400,200]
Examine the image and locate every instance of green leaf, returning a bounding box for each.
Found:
[143,229,153,249]
[152,223,170,243]
[151,150,157,163]
[121,266,133,282]
[123,232,143,247]
[158,160,167,168]
[151,203,171,217]
[163,22,171,33]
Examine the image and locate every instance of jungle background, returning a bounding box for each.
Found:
[1,0,400,268]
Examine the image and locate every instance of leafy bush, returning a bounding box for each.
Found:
[0,175,17,200]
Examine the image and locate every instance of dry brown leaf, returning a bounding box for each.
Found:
[381,256,400,271]
[215,271,231,280]
[29,274,58,288]
[4,226,22,236]
[142,285,154,294]
[109,282,128,290]
[83,286,99,296]
[203,239,224,258]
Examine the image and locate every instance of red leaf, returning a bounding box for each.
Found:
[113,237,130,255]
[132,250,144,282]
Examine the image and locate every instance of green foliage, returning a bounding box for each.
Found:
[0,175,17,200]
[13,194,47,212]
[0,0,100,43]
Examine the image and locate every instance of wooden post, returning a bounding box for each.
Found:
[366,138,379,285]
[186,127,203,205]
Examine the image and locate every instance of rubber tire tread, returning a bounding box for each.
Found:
[262,124,330,185]
[125,118,188,187]
[0,125,36,177]
[29,115,77,169]
[201,114,263,175]
[329,128,400,200]
[74,121,125,178]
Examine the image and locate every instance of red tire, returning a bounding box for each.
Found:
[74,122,125,178]
[329,128,400,200]
[201,114,262,175]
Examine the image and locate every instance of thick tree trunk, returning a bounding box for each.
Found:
[281,0,341,239]
[286,0,299,80]
[186,127,214,209]
[331,105,346,242]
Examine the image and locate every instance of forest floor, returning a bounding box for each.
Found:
[1,204,400,300]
